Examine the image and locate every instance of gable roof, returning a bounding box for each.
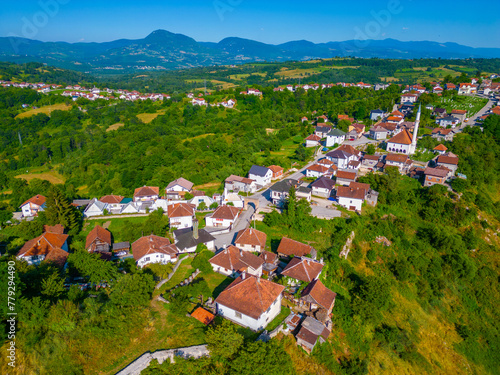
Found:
[297,316,330,346]
[277,238,314,257]
[424,167,448,178]
[134,186,159,197]
[235,228,267,249]
[434,144,448,151]
[301,279,337,312]
[211,205,240,220]
[225,175,255,185]
[209,245,264,273]
[215,273,284,320]
[327,128,346,137]
[270,179,299,193]
[437,152,459,165]
[85,225,112,250]
[173,227,215,251]
[336,186,365,200]
[336,144,361,157]
[349,181,370,195]
[281,257,324,282]
[131,235,177,261]
[20,194,46,208]
[249,165,271,177]
[311,176,335,190]
[336,170,357,180]
[387,129,413,145]
[166,177,194,191]
[386,153,408,163]
[191,307,215,325]
[259,250,278,264]
[17,232,69,266]
[307,164,329,173]
[167,202,195,218]
[99,195,124,204]
[268,165,284,174]
[363,154,380,161]
[305,134,321,141]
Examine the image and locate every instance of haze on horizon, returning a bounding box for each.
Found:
[1,0,499,49]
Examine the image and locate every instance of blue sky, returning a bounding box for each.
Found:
[1,0,499,48]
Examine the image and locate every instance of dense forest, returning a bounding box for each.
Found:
[0,61,499,375]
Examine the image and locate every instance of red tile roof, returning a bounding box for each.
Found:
[300,279,337,313]
[336,170,357,180]
[281,257,324,282]
[277,237,314,257]
[437,152,459,165]
[131,235,176,261]
[20,194,46,208]
[388,129,413,145]
[215,274,285,320]
[235,228,267,249]
[434,144,448,151]
[336,186,365,200]
[99,195,124,204]
[134,186,159,197]
[307,164,329,173]
[268,165,284,175]
[386,153,408,163]
[191,307,215,325]
[167,202,195,218]
[424,167,448,178]
[17,232,69,266]
[210,205,240,221]
[209,245,264,273]
[85,225,112,250]
[306,134,321,141]
[259,250,278,264]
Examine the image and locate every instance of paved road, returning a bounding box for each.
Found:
[213,205,256,249]
[344,135,377,146]
[460,97,494,128]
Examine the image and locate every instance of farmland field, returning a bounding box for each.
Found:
[15,103,73,119]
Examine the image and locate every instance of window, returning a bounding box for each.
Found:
[144,257,150,262]
[235,312,242,319]
[266,307,271,313]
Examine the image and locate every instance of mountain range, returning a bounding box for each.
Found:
[1,29,500,73]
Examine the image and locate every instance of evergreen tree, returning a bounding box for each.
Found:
[44,186,81,234]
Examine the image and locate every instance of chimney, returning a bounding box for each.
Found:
[193,219,199,239]
[239,249,243,257]
[241,272,245,280]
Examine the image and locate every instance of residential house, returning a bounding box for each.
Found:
[112,242,130,257]
[167,202,195,229]
[350,181,378,207]
[347,160,361,170]
[306,164,331,178]
[361,154,380,170]
[434,108,447,118]
[270,179,300,206]
[225,175,257,194]
[83,198,107,217]
[260,251,279,277]
[222,191,244,208]
[281,257,324,285]
[336,185,366,211]
[20,195,46,218]
[215,273,284,331]
[401,93,418,103]
[370,109,386,121]
[85,225,112,253]
[310,176,335,198]
[386,129,413,154]
[326,144,361,169]
[277,237,317,259]
[436,152,459,175]
[209,246,264,277]
[165,177,194,200]
[132,235,178,268]
[173,220,215,253]
[458,83,477,95]
[385,153,412,173]
[248,165,273,187]
[445,83,456,91]
[133,186,159,202]
[235,227,267,253]
[300,279,336,315]
[305,134,321,147]
[437,116,460,128]
[268,165,284,179]
[369,125,389,140]
[433,144,448,155]
[424,167,448,187]
[99,195,127,214]
[325,129,346,147]
[335,170,357,186]
[296,316,330,353]
[431,128,456,142]
[314,125,332,138]
[17,230,69,266]
[189,194,215,210]
[296,186,312,202]
[205,205,240,228]
[451,109,467,123]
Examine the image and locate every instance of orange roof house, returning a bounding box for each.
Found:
[268,165,284,179]
[17,232,69,266]
[235,228,267,252]
[277,237,316,258]
[85,225,112,253]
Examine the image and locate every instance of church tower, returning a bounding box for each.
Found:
[409,104,421,154]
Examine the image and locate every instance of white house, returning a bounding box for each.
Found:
[269,179,300,206]
[132,235,178,268]
[310,176,335,198]
[17,231,69,266]
[20,195,46,218]
[225,175,257,194]
[401,93,418,103]
[436,116,460,128]
[167,203,195,229]
[234,228,267,253]
[306,164,331,178]
[133,186,159,202]
[305,134,321,147]
[205,205,240,228]
[336,185,366,211]
[326,145,361,169]
[165,177,193,193]
[189,195,215,210]
[325,129,346,147]
[83,198,107,217]
[215,273,285,331]
[209,245,264,277]
[248,165,272,187]
[370,109,386,121]
[386,129,413,154]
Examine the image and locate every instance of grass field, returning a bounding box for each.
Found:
[435,95,488,116]
[15,169,66,184]
[15,103,73,119]
[107,122,125,131]
[274,66,357,79]
[137,109,166,124]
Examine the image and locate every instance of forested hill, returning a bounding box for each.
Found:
[0,62,93,86]
[2,29,500,73]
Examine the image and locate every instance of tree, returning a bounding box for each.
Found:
[338,119,351,132]
[366,144,376,155]
[109,273,155,308]
[44,186,81,235]
[206,320,244,361]
[209,202,218,210]
[41,271,66,301]
[67,250,118,285]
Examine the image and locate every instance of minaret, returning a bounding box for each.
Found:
[410,104,421,154]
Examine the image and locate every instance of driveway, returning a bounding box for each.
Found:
[213,204,256,250]
[344,135,377,146]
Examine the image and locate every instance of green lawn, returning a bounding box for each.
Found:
[434,96,487,116]
[266,306,291,331]
[82,216,151,243]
